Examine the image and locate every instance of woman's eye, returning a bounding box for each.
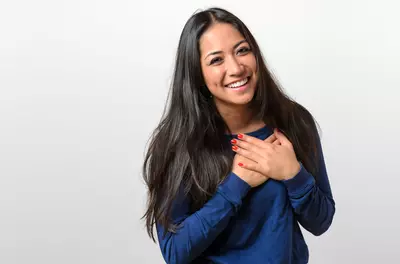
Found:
[210,57,222,65]
[237,47,251,54]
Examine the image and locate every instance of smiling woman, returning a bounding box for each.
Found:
[200,24,257,108]
[142,7,335,264]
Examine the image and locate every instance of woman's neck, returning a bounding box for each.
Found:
[216,103,265,135]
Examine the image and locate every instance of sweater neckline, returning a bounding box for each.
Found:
[225,125,271,138]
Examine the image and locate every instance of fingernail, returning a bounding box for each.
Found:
[238,134,244,139]
[231,139,237,144]
[238,162,243,167]
[232,145,238,151]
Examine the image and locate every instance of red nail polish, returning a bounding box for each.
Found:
[238,162,243,167]
[231,139,237,144]
[238,134,244,139]
[232,145,238,150]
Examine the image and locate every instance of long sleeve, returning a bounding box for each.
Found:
[156,172,251,264]
[282,137,336,236]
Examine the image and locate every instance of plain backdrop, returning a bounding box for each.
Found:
[1,0,399,263]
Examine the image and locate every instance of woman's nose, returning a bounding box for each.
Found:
[226,56,244,76]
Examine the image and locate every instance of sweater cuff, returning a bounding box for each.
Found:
[217,172,251,207]
[283,163,315,196]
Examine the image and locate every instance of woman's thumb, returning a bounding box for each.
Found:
[274,128,290,146]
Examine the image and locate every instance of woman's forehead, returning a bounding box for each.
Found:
[199,23,245,55]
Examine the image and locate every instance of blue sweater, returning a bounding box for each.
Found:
[156,125,335,264]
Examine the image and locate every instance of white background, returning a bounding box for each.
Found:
[1,0,399,263]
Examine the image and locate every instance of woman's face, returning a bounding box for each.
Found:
[199,23,258,110]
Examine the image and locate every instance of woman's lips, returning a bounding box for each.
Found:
[225,76,250,91]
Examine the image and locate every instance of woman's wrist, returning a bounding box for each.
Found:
[282,161,302,181]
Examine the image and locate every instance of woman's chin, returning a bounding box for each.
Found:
[230,91,255,105]
[216,95,254,108]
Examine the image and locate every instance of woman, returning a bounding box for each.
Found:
[142,7,335,264]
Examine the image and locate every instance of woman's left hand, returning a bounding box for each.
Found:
[231,128,301,181]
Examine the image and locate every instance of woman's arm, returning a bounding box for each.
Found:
[282,137,336,236]
[156,172,250,264]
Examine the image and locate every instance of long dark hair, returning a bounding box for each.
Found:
[142,7,321,241]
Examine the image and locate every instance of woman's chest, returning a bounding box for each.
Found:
[211,179,291,249]
[238,179,289,219]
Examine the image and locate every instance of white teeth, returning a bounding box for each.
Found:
[227,77,249,88]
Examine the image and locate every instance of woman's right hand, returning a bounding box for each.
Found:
[231,133,280,187]
[231,153,269,187]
